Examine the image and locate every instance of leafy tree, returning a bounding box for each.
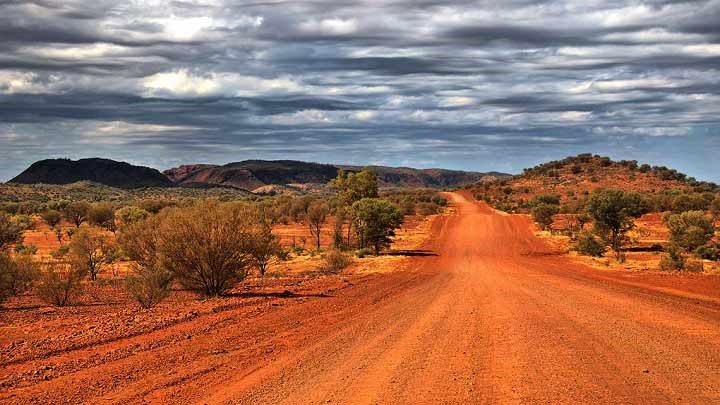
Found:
[532,204,559,231]
[307,200,329,250]
[664,211,715,253]
[63,201,91,228]
[68,226,116,281]
[351,198,404,255]
[586,189,647,260]
[330,168,379,207]
[330,168,379,244]
[41,209,62,228]
[0,212,24,251]
[88,203,116,232]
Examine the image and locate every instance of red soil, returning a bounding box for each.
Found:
[2,192,720,403]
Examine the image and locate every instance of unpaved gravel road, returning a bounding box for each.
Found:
[3,192,720,404]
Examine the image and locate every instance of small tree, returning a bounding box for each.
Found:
[532,204,559,231]
[68,226,116,281]
[0,212,24,251]
[88,203,116,232]
[307,200,329,250]
[332,208,346,248]
[352,198,404,255]
[53,226,64,245]
[575,212,591,231]
[330,168,379,246]
[63,201,91,228]
[41,210,62,228]
[587,189,646,261]
[248,220,282,277]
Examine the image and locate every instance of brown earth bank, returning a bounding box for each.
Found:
[2,192,720,403]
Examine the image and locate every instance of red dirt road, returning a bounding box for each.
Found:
[3,192,720,403]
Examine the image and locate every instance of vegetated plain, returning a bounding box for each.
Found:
[1,155,719,403]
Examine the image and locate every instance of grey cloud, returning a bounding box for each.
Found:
[0,0,719,181]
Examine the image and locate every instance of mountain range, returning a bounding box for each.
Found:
[8,158,506,191]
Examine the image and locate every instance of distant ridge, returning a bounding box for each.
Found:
[9,158,174,189]
[8,158,510,192]
[164,160,508,191]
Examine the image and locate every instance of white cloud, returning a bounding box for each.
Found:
[352,110,376,121]
[0,71,67,94]
[143,69,303,98]
[438,96,475,108]
[299,18,358,35]
[263,109,333,125]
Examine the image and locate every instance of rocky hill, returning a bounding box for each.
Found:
[468,154,717,211]
[9,158,174,189]
[165,160,505,191]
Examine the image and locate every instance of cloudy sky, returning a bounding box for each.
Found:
[1,0,719,181]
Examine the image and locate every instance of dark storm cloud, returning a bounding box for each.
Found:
[1,0,719,181]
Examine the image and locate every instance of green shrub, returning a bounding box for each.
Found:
[664,211,715,253]
[695,245,720,261]
[575,231,606,257]
[660,245,685,271]
[14,243,38,255]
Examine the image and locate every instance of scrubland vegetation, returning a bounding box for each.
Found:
[475,154,719,272]
[0,168,447,310]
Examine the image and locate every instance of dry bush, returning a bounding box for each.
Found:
[36,262,85,306]
[248,220,283,277]
[161,201,254,295]
[125,265,173,309]
[119,201,254,296]
[323,249,353,273]
[0,253,39,303]
[68,226,116,281]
